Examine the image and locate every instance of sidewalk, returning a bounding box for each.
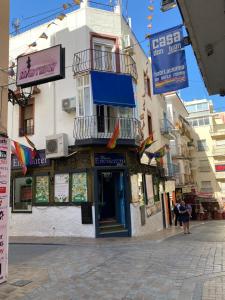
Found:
[9,221,205,246]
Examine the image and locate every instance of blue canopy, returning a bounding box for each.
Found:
[91,71,136,108]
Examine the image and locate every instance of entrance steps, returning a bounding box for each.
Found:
[98,221,129,237]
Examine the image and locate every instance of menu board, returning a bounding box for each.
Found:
[72,173,87,203]
[54,174,69,202]
[0,138,11,283]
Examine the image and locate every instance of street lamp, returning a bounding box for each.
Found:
[161,0,177,12]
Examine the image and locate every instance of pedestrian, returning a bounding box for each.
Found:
[179,200,191,234]
[174,201,182,226]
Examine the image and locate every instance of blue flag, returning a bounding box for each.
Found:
[150,25,189,94]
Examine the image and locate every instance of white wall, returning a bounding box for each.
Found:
[9,206,95,237]
[130,204,163,237]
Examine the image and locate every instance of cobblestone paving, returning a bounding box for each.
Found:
[2,221,225,299]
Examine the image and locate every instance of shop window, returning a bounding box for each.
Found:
[153,176,160,203]
[35,175,50,204]
[72,172,88,204]
[12,177,33,212]
[54,173,69,203]
[19,99,34,136]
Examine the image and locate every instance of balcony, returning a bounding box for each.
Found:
[73,116,141,146]
[212,145,225,156]
[19,126,34,136]
[210,124,225,137]
[215,172,225,180]
[198,166,211,172]
[160,119,175,140]
[73,49,137,80]
[170,144,191,159]
[165,163,179,177]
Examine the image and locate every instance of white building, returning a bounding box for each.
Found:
[8,1,173,237]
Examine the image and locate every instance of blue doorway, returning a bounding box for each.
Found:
[96,170,130,237]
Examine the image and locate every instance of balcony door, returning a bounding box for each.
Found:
[93,42,115,72]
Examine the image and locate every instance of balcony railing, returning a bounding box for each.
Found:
[212,145,225,156]
[73,49,137,80]
[73,116,141,144]
[210,124,225,137]
[170,144,191,159]
[160,119,175,139]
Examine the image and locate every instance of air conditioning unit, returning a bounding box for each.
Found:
[45,133,68,159]
[62,97,76,113]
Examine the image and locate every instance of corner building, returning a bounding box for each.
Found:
[8,1,173,237]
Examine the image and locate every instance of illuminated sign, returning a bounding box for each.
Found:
[16,45,65,88]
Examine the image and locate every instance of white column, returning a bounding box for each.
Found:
[81,0,89,8]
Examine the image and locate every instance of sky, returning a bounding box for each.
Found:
[10,0,225,111]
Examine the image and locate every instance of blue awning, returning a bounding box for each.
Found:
[91,71,136,108]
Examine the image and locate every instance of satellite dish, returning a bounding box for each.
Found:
[12,18,21,34]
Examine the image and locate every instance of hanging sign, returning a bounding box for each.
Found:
[0,137,11,284]
[150,25,188,94]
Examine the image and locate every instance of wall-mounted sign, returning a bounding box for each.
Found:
[11,150,50,169]
[150,25,189,94]
[94,153,125,167]
[0,137,11,284]
[215,165,225,172]
[16,44,65,88]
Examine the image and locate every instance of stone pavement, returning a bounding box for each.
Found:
[1,221,225,299]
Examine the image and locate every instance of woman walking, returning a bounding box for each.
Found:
[179,200,191,234]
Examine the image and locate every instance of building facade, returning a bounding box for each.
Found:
[185,99,224,213]
[7,1,175,237]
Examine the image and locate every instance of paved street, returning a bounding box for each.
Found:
[1,221,225,299]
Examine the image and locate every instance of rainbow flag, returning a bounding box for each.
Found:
[138,135,155,157]
[107,120,120,149]
[13,141,36,175]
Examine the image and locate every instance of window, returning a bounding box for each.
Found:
[13,177,33,212]
[19,99,34,136]
[216,140,225,146]
[93,43,114,71]
[201,181,212,193]
[35,175,49,203]
[186,103,208,113]
[190,117,210,127]
[147,114,153,137]
[186,105,196,113]
[197,140,208,151]
[76,75,91,117]
[144,72,151,97]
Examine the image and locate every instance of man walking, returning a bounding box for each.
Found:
[174,201,182,226]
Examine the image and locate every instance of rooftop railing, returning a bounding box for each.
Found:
[73,49,137,80]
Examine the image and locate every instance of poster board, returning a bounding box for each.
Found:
[54,174,69,202]
[72,173,87,203]
[0,138,11,283]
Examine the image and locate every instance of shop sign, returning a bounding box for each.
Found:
[16,45,65,88]
[150,25,188,94]
[182,186,192,194]
[11,150,50,170]
[94,153,125,167]
[0,137,11,283]
[215,164,225,172]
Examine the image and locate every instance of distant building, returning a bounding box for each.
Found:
[184,99,224,211]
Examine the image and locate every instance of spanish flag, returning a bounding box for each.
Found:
[138,135,155,157]
[107,120,120,149]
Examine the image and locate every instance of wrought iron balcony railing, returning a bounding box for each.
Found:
[73,116,140,144]
[160,118,175,139]
[73,49,137,80]
[19,126,34,136]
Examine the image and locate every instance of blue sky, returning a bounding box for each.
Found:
[10,0,224,111]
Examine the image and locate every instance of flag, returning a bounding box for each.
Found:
[107,120,120,149]
[138,135,155,157]
[24,135,38,158]
[13,141,36,175]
